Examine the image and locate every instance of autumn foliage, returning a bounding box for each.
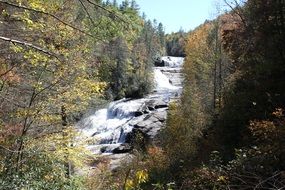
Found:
[145,0,285,189]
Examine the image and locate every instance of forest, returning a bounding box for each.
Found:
[0,0,284,189]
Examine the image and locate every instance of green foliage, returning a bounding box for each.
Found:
[96,8,165,100]
[125,169,149,190]
[0,0,168,189]
[165,29,187,57]
[0,149,85,190]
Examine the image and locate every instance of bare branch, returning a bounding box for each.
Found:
[0,64,17,78]
[224,0,246,26]
[33,78,62,100]
[78,0,98,28]
[254,172,283,190]
[84,0,128,24]
[0,36,56,57]
[0,145,22,153]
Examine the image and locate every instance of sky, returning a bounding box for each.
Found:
[120,0,226,33]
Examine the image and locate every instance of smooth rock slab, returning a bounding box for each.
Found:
[153,110,167,122]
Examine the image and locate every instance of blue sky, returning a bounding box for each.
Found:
[118,0,225,33]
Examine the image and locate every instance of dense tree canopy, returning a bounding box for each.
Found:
[145,0,285,189]
[165,29,187,57]
[1,0,284,189]
[0,0,165,189]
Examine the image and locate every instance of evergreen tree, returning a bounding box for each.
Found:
[112,0,118,7]
[131,0,139,11]
[157,22,166,47]
[120,0,130,11]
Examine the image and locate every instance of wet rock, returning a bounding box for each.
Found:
[100,145,120,153]
[154,59,165,67]
[145,99,168,110]
[155,104,168,109]
[100,146,108,153]
[112,144,132,154]
[128,109,167,144]
[147,123,162,138]
[143,110,149,114]
[134,104,150,116]
[133,118,163,138]
[128,115,145,126]
[134,111,143,117]
[124,129,148,151]
[154,99,168,109]
[135,115,159,128]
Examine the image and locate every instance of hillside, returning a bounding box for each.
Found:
[0,0,284,189]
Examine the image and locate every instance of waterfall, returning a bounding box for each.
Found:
[78,56,184,155]
[154,69,179,90]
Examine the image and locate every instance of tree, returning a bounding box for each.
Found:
[0,0,133,188]
[112,0,118,7]
[165,30,187,57]
[157,22,165,48]
[120,0,130,11]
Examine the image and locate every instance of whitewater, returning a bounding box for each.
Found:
[77,56,184,157]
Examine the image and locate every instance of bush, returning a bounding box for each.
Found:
[0,150,85,190]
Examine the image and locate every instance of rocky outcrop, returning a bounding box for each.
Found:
[108,68,182,154]
[112,143,132,154]
[78,57,184,172]
[123,99,168,152]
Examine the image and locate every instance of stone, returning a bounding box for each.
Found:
[146,123,162,138]
[135,115,159,128]
[153,110,167,122]
[106,153,134,171]
[112,144,132,154]
[134,111,143,117]
[144,98,168,110]
[155,104,168,109]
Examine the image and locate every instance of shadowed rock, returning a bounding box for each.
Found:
[112,144,132,154]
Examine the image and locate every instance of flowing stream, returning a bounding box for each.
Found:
[77,56,184,158]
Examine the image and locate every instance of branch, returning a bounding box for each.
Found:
[33,78,62,100]
[0,64,17,78]
[0,36,56,57]
[78,0,98,28]
[254,172,282,190]
[0,0,95,38]
[0,145,22,153]
[84,0,128,24]
[224,0,246,26]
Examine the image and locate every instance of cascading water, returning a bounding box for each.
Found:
[154,69,179,90]
[78,56,184,156]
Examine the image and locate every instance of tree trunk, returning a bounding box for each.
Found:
[61,105,72,178]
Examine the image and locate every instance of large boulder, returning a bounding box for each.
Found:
[145,99,168,110]
[124,109,166,151]
[153,110,167,122]
[112,143,132,154]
